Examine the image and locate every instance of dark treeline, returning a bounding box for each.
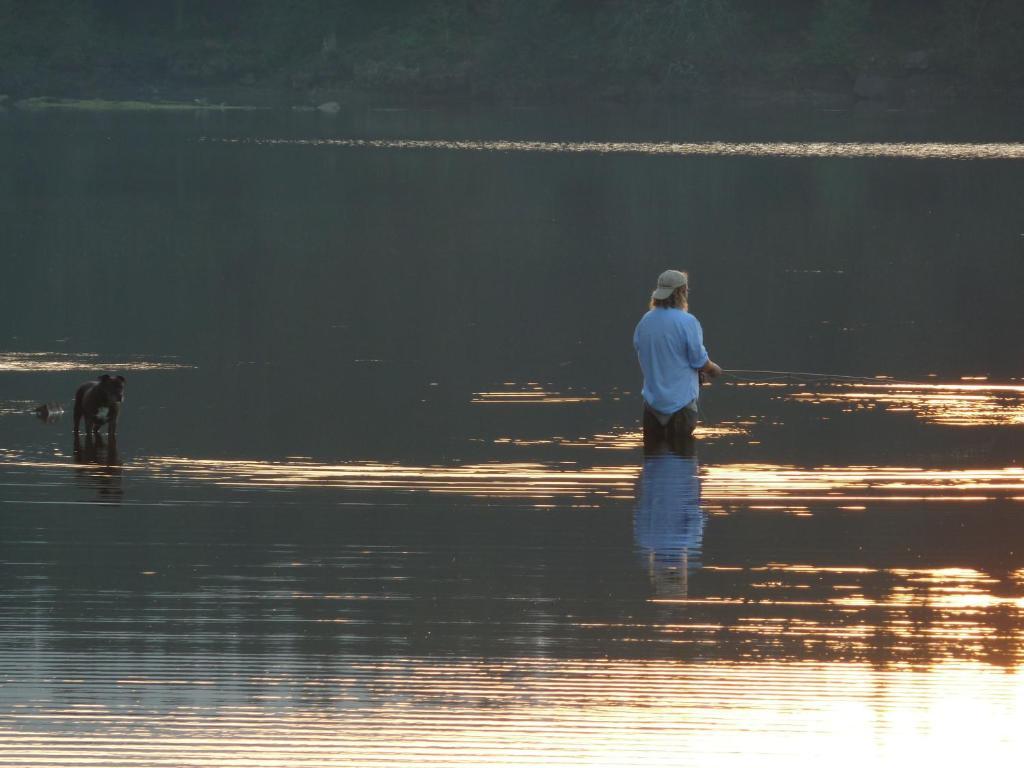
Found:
[2,0,1023,103]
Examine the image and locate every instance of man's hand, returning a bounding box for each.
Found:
[700,360,722,381]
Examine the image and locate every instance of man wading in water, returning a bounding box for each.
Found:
[633,270,722,449]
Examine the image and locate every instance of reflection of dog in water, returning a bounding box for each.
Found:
[73,432,123,501]
[73,374,126,438]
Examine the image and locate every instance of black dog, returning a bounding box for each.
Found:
[73,374,126,438]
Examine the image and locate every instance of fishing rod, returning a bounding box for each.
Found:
[720,368,915,386]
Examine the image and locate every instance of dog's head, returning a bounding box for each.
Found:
[98,374,126,403]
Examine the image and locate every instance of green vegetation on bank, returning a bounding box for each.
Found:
[1,0,1023,104]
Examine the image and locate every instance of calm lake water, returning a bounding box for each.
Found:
[2,103,1024,766]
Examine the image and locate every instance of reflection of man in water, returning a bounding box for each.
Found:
[634,439,704,597]
[633,269,721,449]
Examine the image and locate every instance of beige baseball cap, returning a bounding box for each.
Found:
[651,269,688,301]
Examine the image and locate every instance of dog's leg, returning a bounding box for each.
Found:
[73,391,84,434]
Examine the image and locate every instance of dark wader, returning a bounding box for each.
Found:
[643,401,698,453]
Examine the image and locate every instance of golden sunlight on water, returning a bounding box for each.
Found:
[134,455,640,503]
[0,352,192,372]
[127,458,1024,505]
[702,464,1024,503]
[788,381,1024,426]
[664,563,1024,616]
[491,423,748,450]
[4,450,1024,506]
[2,658,1023,767]
[204,136,1024,160]
[472,383,601,404]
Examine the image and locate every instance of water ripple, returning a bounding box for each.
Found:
[1,657,1023,767]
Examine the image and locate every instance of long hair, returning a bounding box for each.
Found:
[650,284,688,311]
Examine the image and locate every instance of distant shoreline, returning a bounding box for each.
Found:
[3,77,1022,116]
[5,2,1024,122]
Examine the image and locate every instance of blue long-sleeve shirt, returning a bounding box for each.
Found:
[633,307,709,415]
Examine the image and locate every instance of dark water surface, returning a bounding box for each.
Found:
[2,104,1024,765]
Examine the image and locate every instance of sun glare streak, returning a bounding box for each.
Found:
[203,136,1024,160]
[703,464,1024,503]
[787,381,1024,426]
[4,450,1023,506]
[472,383,600,404]
[0,351,192,372]
[491,424,748,450]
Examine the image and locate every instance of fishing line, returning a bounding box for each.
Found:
[721,368,913,386]
[698,368,906,427]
